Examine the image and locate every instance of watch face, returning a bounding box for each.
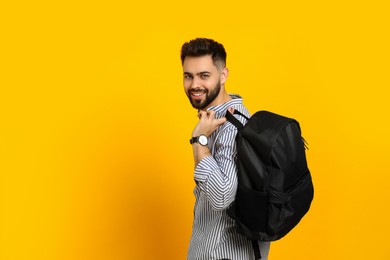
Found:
[198,135,208,146]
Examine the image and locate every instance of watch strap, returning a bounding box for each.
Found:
[189,136,199,144]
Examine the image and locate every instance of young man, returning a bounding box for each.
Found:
[181,38,270,260]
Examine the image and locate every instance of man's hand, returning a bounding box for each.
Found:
[192,110,227,138]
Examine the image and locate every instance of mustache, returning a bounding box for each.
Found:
[189,88,207,94]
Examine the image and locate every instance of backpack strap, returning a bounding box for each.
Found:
[251,240,262,259]
[226,110,262,259]
[211,109,248,156]
[225,109,249,130]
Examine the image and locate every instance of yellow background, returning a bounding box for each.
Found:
[1,1,389,259]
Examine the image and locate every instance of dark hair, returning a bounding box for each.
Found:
[180,38,227,68]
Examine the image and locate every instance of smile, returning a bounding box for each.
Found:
[189,89,206,99]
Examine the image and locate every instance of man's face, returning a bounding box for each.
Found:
[182,55,225,110]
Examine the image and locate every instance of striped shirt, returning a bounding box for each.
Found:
[188,95,270,260]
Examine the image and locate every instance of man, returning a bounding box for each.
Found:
[181,38,270,259]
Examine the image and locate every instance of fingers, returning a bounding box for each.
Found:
[205,111,226,126]
[215,117,227,126]
[193,110,227,137]
[198,110,216,119]
[197,111,206,119]
[197,110,225,126]
[208,110,216,118]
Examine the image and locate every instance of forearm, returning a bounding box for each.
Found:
[194,156,237,211]
[192,143,211,165]
[191,110,226,165]
[193,128,238,211]
[190,110,237,210]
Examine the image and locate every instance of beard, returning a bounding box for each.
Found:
[187,80,222,110]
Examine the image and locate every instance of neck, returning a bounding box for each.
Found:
[221,92,233,103]
[202,91,232,111]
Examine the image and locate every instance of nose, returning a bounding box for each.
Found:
[191,77,201,89]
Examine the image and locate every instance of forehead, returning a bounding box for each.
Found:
[182,55,218,73]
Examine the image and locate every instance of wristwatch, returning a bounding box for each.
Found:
[189,134,208,146]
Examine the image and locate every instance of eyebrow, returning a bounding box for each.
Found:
[183,71,211,76]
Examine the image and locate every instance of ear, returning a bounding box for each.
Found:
[220,67,229,85]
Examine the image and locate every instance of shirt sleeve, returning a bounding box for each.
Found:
[194,126,238,211]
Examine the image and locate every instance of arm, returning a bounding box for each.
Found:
[191,110,226,165]
[194,127,238,211]
[191,110,238,211]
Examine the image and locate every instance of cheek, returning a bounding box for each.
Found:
[183,82,192,94]
[183,81,190,89]
[207,78,219,88]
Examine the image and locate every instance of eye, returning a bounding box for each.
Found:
[200,74,209,79]
[184,74,193,79]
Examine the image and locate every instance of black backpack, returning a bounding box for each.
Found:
[225,110,314,259]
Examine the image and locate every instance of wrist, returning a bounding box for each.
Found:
[189,134,208,146]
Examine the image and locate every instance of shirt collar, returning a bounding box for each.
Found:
[207,94,243,119]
